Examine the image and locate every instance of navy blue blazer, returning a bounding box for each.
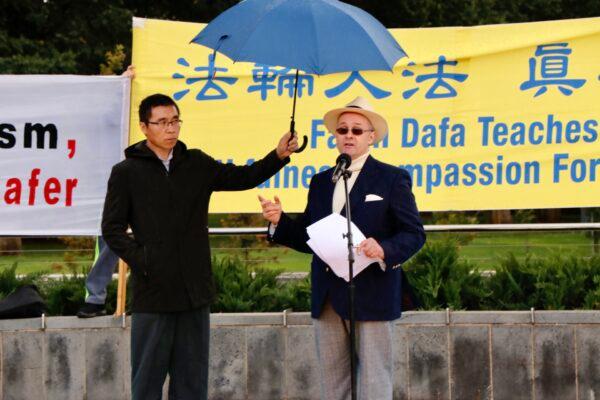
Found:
[270,155,426,321]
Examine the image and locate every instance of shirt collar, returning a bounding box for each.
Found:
[348,151,370,172]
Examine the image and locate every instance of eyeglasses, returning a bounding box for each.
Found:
[146,119,183,129]
[335,127,374,136]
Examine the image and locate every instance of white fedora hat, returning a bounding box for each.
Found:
[323,96,388,143]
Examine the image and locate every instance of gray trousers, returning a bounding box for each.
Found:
[131,306,210,400]
[85,236,119,304]
[313,301,394,400]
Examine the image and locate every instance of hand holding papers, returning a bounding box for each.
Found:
[306,213,381,282]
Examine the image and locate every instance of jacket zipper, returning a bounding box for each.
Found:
[143,246,149,277]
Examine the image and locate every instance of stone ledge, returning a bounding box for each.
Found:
[447,311,532,324]
[398,311,600,325]
[532,310,600,324]
[210,312,313,326]
[0,317,41,331]
[0,310,598,331]
[47,315,128,329]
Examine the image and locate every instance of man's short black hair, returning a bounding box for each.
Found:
[138,94,180,123]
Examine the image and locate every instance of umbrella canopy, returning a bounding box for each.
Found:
[191,0,407,154]
[190,0,407,75]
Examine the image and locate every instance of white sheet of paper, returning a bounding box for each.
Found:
[306,213,380,281]
[307,238,328,264]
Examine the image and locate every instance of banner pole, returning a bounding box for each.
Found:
[114,259,128,316]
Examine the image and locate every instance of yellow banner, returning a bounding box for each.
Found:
[131,17,600,212]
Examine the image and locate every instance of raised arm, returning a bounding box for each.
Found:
[211,132,298,191]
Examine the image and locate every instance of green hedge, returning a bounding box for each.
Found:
[403,239,600,310]
[212,257,310,313]
[0,258,309,316]
[1,241,599,316]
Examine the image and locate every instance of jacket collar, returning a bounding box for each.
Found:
[340,154,379,216]
[322,155,379,216]
[125,140,187,163]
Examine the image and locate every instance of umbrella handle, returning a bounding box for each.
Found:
[289,69,308,153]
[296,135,308,152]
[289,120,308,153]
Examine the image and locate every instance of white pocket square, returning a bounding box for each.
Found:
[365,194,383,202]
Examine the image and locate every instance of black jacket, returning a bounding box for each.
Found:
[102,140,288,312]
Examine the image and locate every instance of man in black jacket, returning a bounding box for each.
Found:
[102,93,298,400]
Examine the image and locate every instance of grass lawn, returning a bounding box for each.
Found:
[213,247,312,272]
[442,230,597,267]
[212,230,597,272]
[0,240,94,275]
[1,231,597,275]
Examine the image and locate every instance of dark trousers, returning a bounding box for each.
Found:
[131,306,210,400]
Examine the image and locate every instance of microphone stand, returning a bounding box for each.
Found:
[341,168,357,400]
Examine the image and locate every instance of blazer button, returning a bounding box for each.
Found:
[326,267,330,272]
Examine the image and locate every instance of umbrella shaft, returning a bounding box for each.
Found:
[290,69,299,132]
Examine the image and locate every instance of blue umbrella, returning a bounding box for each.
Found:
[191,0,407,153]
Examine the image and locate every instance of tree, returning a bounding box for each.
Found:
[2,0,599,75]
[0,0,131,74]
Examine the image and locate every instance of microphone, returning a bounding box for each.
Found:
[332,153,352,183]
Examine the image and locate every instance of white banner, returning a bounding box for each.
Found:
[0,75,130,235]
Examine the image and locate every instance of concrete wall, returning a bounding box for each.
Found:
[0,311,599,399]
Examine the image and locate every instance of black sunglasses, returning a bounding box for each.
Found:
[335,127,374,136]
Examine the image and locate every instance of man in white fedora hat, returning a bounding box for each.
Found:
[259,96,425,399]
